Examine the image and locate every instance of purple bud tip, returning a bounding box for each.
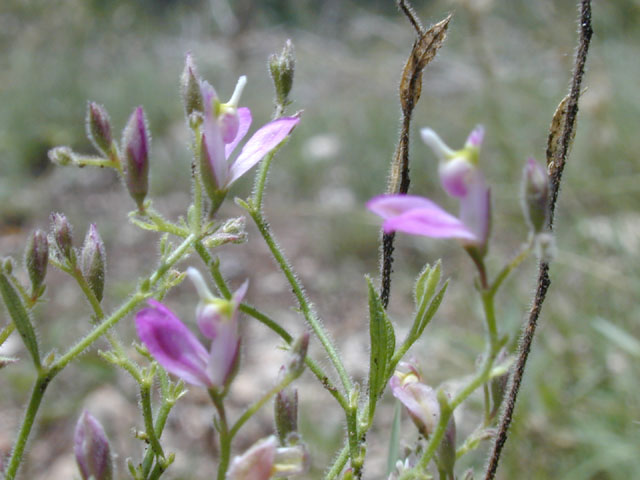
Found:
[86,102,113,155]
[74,410,113,480]
[122,106,150,208]
[50,212,74,261]
[466,125,485,148]
[81,224,106,302]
[25,229,49,294]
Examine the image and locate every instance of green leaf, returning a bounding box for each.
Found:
[0,272,40,368]
[417,281,448,337]
[386,400,402,477]
[366,276,394,419]
[414,261,441,309]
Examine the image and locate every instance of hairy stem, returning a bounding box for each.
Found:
[483,2,592,478]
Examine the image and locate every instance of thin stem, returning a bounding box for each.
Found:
[325,443,350,480]
[210,391,231,480]
[195,243,348,409]
[483,1,592,477]
[249,208,353,393]
[140,380,165,460]
[0,323,15,347]
[229,375,293,438]
[3,375,50,480]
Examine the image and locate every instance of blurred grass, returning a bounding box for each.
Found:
[1,0,640,478]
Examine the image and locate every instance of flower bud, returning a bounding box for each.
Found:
[269,39,295,106]
[50,212,74,263]
[521,157,549,232]
[180,53,204,118]
[48,146,74,166]
[275,387,298,444]
[389,363,439,437]
[81,224,106,302]
[74,410,113,480]
[86,102,113,156]
[437,414,457,478]
[122,106,150,210]
[227,436,277,480]
[25,229,48,296]
[284,331,309,380]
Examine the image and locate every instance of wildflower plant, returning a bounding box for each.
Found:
[0,1,593,479]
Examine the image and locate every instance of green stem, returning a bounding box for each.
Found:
[325,443,350,480]
[489,240,534,296]
[3,375,50,480]
[210,391,231,480]
[229,374,294,438]
[195,242,349,410]
[141,371,176,477]
[140,380,165,460]
[248,209,352,393]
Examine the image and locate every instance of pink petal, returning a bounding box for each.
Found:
[465,125,485,148]
[207,325,240,388]
[366,194,446,219]
[224,107,252,159]
[383,208,477,240]
[227,436,277,480]
[227,116,300,186]
[458,175,491,246]
[135,300,212,387]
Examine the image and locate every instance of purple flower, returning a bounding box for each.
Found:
[389,363,439,437]
[368,126,490,250]
[74,410,113,480]
[197,73,300,205]
[135,270,247,390]
[227,435,310,480]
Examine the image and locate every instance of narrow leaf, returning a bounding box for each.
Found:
[0,273,40,368]
[386,400,403,477]
[417,281,448,337]
[414,260,441,309]
[367,277,391,414]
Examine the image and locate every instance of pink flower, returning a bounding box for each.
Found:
[74,410,113,480]
[368,126,490,250]
[227,435,310,480]
[389,363,439,437]
[135,270,247,390]
[196,72,300,206]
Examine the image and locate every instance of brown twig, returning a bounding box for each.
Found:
[380,5,451,308]
[483,2,593,479]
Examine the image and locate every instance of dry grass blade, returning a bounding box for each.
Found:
[546,93,577,175]
[399,14,452,114]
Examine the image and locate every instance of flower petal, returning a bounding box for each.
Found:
[228,116,300,186]
[458,174,491,246]
[366,194,445,219]
[383,208,477,240]
[227,436,277,480]
[135,300,212,387]
[225,107,252,159]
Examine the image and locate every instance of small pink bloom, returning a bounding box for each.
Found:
[389,364,439,437]
[368,126,490,249]
[227,436,277,480]
[74,410,113,480]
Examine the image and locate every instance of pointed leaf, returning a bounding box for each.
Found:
[0,273,40,368]
[414,261,441,309]
[417,281,448,337]
[367,277,392,418]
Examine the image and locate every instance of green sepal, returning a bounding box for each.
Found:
[0,272,40,368]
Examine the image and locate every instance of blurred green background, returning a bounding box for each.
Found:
[1,0,639,478]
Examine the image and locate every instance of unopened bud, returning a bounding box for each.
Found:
[48,146,74,166]
[437,414,457,478]
[180,53,204,118]
[50,212,74,263]
[74,410,113,480]
[122,106,150,210]
[25,229,48,296]
[285,332,309,379]
[269,39,295,106]
[86,102,113,156]
[521,157,549,233]
[275,387,298,444]
[81,224,106,302]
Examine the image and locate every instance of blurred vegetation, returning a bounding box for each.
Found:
[1,0,640,479]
